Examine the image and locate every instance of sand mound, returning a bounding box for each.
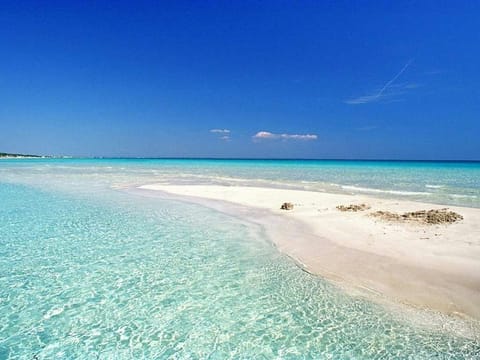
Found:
[372,208,463,224]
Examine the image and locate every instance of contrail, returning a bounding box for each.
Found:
[375,59,414,99]
[344,59,414,104]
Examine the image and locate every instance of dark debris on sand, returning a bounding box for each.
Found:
[280,202,294,210]
[371,208,463,224]
[336,203,371,212]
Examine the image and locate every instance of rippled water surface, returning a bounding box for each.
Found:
[1,159,480,359]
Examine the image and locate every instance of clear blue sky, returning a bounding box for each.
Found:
[1,1,479,159]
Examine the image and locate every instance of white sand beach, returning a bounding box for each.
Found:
[138,184,480,320]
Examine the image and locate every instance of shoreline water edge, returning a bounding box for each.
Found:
[135,184,480,327]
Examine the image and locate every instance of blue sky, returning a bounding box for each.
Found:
[1,1,479,159]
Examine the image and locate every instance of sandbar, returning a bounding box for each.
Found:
[137,184,480,321]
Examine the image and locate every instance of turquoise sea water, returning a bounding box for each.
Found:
[2,158,479,207]
[1,159,480,359]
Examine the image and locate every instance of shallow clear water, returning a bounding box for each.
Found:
[1,158,479,207]
[1,159,480,359]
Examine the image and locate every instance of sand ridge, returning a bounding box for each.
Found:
[137,184,480,320]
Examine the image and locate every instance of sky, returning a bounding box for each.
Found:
[1,1,479,159]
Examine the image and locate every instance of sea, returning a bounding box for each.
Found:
[1,158,479,359]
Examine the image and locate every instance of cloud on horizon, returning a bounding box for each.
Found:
[253,131,318,141]
[345,60,414,105]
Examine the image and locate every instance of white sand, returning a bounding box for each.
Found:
[138,184,480,320]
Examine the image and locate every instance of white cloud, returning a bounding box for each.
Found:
[253,131,276,139]
[345,60,414,105]
[210,129,231,141]
[253,131,317,141]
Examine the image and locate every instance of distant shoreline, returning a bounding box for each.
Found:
[0,152,44,159]
[0,156,47,159]
[0,152,70,159]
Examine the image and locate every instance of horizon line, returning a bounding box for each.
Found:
[5,156,479,162]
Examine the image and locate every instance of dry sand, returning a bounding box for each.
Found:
[137,184,480,320]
